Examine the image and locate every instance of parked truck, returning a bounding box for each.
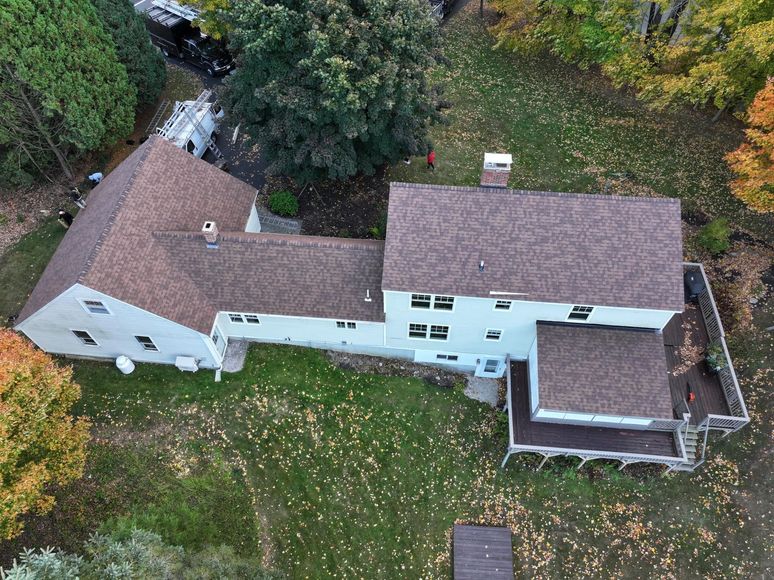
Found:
[144,0,234,76]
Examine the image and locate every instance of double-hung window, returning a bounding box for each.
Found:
[433,296,454,311]
[494,300,512,311]
[411,294,432,309]
[228,313,245,323]
[429,325,449,340]
[244,315,260,324]
[82,299,110,315]
[485,329,502,341]
[408,323,428,338]
[567,305,594,321]
[72,330,98,346]
[336,321,357,329]
[135,335,158,352]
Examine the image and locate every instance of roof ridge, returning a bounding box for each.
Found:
[389,182,680,205]
[77,138,157,282]
[153,230,386,251]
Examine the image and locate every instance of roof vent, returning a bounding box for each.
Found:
[481,153,512,189]
[479,260,485,272]
[202,221,219,248]
[365,289,373,302]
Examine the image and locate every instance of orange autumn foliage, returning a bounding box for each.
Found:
[0,330,90,540]
[726,79,774,213]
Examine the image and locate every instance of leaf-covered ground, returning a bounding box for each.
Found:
[390,3,773,243]
[1,343,770,578]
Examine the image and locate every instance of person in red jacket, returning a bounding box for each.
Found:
[426,149,436,171]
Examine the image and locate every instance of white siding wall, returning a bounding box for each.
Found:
[215,312,412,359]
[17,284,220,368]
[245,203,261,233]
[528,338,539,414]
[383,291,676,359]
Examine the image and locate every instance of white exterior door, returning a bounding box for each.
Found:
[475,357,503,378]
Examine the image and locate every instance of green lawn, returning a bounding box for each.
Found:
[1,344,767,577]
[390,4,773,242]
[0,218,65,324]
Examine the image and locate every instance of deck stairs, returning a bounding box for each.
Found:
[673,424,703,472]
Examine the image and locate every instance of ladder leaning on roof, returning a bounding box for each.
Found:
[157,89,223,159]
[151,0,200,21]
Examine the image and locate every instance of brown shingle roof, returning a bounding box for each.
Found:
[17,137,384,332]
[153,231,385,323]
[383,183,684,312]
[536,322,674,419]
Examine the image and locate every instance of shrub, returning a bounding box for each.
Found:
[697,218,731,254]
[368,212,388,240]
[268,190,299,217]
[1,529,283,579]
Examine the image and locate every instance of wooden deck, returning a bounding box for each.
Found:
[663,303,729,425]
[510,361,679,457]
[453,525,514,579]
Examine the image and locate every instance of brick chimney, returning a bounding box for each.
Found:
[202,221,219,247]
[480,153,512,188]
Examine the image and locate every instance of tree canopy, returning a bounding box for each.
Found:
[0,330,90,540]
[726,79,774,213]
[0,0,136,184]
[223,0,442,182]
[490,0,773,114]
[91,0,167,107]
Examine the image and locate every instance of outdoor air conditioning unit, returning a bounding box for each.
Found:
[175,356,199,372]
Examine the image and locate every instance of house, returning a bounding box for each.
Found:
[15,138,749,471]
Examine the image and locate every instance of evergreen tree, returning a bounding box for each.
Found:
[91,0,167,107]
[0,0,136,183]
[223,0,442,183]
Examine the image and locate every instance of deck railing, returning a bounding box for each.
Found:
[684,263,749,431]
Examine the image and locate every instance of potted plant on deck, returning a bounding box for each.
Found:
[705,341,728,374]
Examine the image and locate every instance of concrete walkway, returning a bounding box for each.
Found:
[464,376,500,407]
[222,340,248,373]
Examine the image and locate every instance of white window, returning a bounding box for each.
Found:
[429,325,449,340]
[408,323,428,338]
[483,359,499,373]
[494,300,512,311]
[567,305,594,321]
[436,354,459,361]
[72,329,98,346]
[244,315,260,324]
[228,313,245,323]
[135,335,158,352]
[81,299,110,315]
[433,295,454,311]
[336,321,357,329]
[485,329,502,341]
[410,294,431,309]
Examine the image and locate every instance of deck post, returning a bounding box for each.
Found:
[500,450,512,469]
[618,460,630,471]
[576,457,588,470]
[537,454,551,471]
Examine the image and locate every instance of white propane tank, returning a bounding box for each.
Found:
[116,356,135,375]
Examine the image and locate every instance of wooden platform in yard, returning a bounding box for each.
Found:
[453,525,514,579]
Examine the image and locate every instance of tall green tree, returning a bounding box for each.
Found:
[0,0,136,183]
[223,0,442,182]
[91,0,167,107]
